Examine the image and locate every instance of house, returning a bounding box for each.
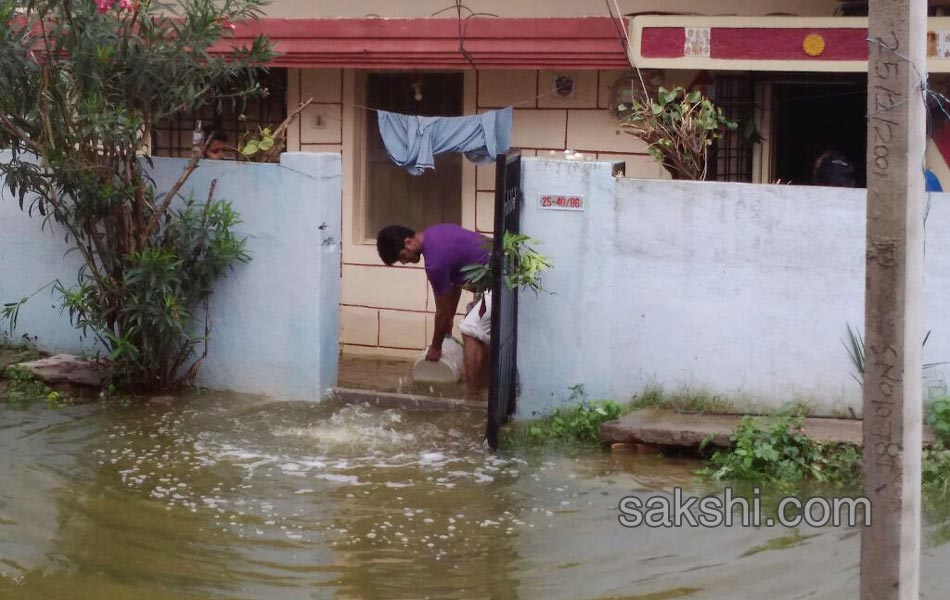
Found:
[151,0,950,358]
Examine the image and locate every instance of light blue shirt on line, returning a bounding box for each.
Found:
[376,107,513,175]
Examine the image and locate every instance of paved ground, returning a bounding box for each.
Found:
[335,354,486,411]
[337,354,468,399]
[600,408,935,448]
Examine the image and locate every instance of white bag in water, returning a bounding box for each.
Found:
[412,336,464,383]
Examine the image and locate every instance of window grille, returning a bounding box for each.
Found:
[150,69,288,157]
[708,77,756,183]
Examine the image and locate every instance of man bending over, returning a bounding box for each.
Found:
[376,224,492,397]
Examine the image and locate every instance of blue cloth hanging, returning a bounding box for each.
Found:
[376,107,513,175]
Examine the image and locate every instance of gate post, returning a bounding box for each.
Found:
[485,150,522,449]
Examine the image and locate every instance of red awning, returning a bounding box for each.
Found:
[216,17,630,70]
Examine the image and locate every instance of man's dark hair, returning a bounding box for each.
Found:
[376,225,415,265]
[812,150,856,187]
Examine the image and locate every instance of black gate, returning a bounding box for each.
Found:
[485,150,522,450]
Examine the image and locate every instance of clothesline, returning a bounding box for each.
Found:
[314,85,566,123]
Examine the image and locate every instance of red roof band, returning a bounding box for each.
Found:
[214,17,631,69]
[641,26,870,61]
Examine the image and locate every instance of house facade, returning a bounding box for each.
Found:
[156,0,950,358]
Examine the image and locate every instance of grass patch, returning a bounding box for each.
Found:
[630,385,736,414]
[0,338,41,371]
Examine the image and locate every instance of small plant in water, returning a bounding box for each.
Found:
[503,385,628,447]
[2,365,61,407]
[699,413,861,487]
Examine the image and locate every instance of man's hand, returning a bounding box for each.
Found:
[425,345,442,362]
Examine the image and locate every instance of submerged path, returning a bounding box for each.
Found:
[601,408,935,448]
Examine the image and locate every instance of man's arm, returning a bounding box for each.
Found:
[427,286,462,361]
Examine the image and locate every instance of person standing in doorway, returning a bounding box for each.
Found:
[376,223,492,398]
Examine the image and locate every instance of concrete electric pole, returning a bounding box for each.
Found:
[862,1,927,599]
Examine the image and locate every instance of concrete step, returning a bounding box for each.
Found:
[600,409,935,449]
[329,387,486,412]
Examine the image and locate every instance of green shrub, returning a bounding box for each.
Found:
[2,365,62,407]
[922,399,950,496]
[0,0,272,393]
[507,399,626,447]
[700,415,861,486]
[923,444,950,496]
[619,86,737,180]
[927,397,950,446]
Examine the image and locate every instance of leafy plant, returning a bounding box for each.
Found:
[461,232,552,296]
[619,86,737,180]
[0,0,272,392]
[923,444,950,496]
[500,384,628,447]
[3,365,53,406]
[927,397,950,446]
[843,323,865,386]
[700,414,861,487]
[239,125,277,159]
[237,97,314,162]
[518,399,625,446]
[842,322,942,387]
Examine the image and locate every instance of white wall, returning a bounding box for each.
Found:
[0,152,342,401]
[518,158,950,416]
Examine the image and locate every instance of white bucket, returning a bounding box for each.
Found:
[412,336,464,383]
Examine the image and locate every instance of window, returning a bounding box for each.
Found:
[363,72,463,239]
[708,76,756,183]
[150,69,288,158]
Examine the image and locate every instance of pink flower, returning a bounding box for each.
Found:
[118,0,134,10]
[220,16,236,31]
[95,0,114,13]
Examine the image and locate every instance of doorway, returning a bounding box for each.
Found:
[362,72,463,238]
[770,80,867,187]
[336,72,470,403]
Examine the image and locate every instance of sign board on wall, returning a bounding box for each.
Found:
[538,194,585,211]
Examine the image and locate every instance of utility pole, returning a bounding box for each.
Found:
[862,1,926,599]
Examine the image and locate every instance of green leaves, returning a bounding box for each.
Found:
[618,85,737,180]
[699,414,861,488]
[461,232,552,296]
[0,0,267,393]
[519,399,625,446]
[927,397,950,446]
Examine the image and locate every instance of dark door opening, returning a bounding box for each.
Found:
[364,72,463,238]
[771,80,867,187]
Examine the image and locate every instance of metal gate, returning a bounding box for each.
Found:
[485,150,522,450]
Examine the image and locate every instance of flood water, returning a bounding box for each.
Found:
[1,394,949,600]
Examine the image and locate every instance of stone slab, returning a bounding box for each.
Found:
[15,353,107,388]
[600,409,935,448]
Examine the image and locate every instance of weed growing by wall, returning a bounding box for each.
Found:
[699,414,861,487]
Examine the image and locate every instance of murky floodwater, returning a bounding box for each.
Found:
[1,394,949,600]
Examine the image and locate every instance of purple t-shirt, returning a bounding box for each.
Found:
[422,224,490,296]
